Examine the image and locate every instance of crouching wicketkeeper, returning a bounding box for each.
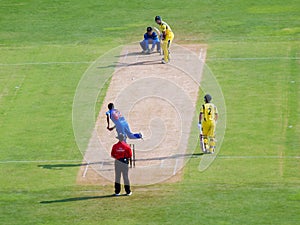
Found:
[140,26,161,54]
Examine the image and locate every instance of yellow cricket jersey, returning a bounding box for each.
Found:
[200,103,218,122]
[159,21,173,39]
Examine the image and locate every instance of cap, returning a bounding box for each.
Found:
[204,94,212,103]
[155,16,161,21]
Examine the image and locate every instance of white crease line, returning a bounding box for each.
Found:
[135,54,139,62]
[123,50,129,63]
[183,37,299,41]
[173,159,179,175]
[100,161,104,169]
[199,48,203,61]
[0,156,299,164]
[0,159,83,164]
[82,162,89,177]
[160,160,165,168]
[0,61,93,66]
[207,57,300,61]
[3,56,296,66]
[217,156,300,159]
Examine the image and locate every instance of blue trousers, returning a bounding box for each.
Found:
[140,39,161,51]
[116,121,141,141]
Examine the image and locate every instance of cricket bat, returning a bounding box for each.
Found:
[198,123,206,153]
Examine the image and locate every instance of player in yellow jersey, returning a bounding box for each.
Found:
[155,16,174,64]
[198,94,218,154]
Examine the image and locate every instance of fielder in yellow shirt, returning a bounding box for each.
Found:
[155,16,174,64]
[198,94,218,153]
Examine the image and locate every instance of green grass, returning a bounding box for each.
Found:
[208,41,300,157]
[0,0,299,224]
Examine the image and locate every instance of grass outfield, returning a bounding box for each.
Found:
[0,0,299,224]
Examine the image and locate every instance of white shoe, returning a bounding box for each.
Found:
[139,132,143,140]
[126,192,132,196]
[162,59,168,64]
[146,49,150,54]
[114,193,120,196]
[204,143,209,150]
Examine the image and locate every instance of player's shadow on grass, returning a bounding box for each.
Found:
[137,153,204,162]
[97,59,161,69]
[191,153,204,157]
[117,51,143,57]
[121,60,162,66]
[117,51,161,58]
[38,161,113,170]
[40,194,121,204]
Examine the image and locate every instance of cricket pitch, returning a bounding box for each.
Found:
[77,43,207,186]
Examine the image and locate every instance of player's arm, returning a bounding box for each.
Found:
[153,27,161,36]
[106,114,110,129]
[198,105,204,131]
[160,24,167,40]
[161,31,166,40]
[106,113,115,131]
[198,104,205,131]
[199,104,204,124]
[198,112,203,131]
[215,106,218,121]
[215,112,218,121]
[199,112,203,124]
[106,114,109,128]
[144,33,148,40]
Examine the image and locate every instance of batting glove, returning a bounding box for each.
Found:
[198,123,202,130]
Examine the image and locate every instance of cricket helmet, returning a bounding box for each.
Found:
[155,16,161,22]
[204,94,212,103]
[147,26,152,32]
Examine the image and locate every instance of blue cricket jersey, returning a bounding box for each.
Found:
[144,32,159,41]
[106,109,126,126]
